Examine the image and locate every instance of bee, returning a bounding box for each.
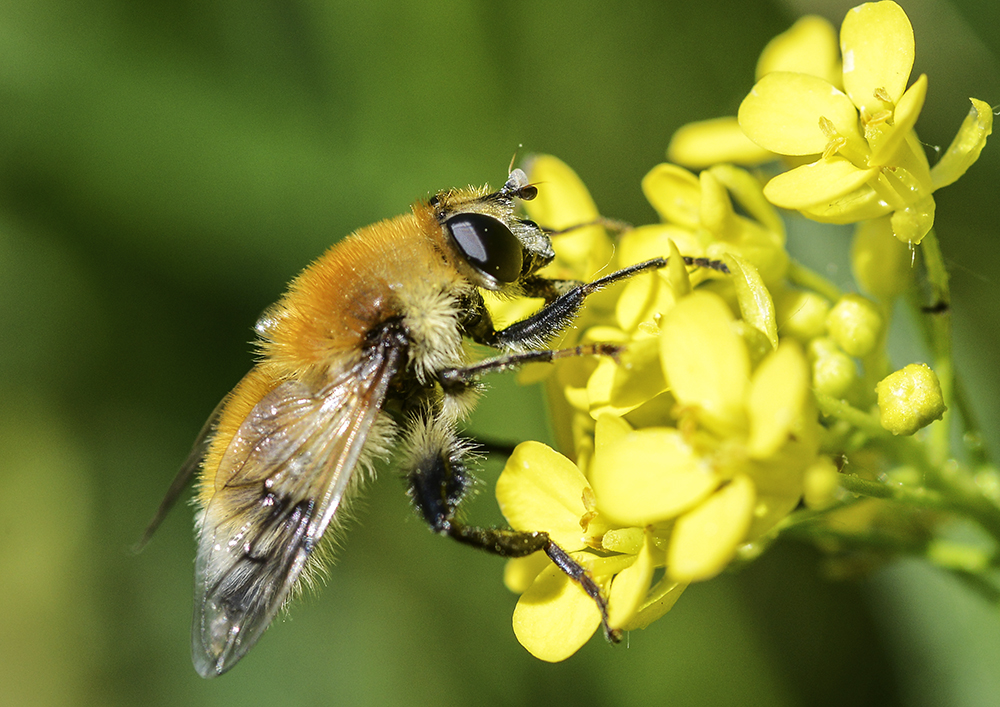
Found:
[144,168,723,677]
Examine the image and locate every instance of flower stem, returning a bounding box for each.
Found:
[788,259,843,302]
[917,229,954,468]
[814,392,890,439]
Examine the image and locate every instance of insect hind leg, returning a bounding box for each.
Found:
[399,410,621,643]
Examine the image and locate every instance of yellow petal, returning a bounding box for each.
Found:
[931,98,994,190]
[763,157,876,210]
[722,253,778,349]
[668,474,756,583]
[642,163,701,229]
[522,154,600,227]
[666,239,692,298]
[619,576,686,631]
[512,562,602,662]
[869,74,927,165]
[588,338,668,419]
[660,291,750,434]
[556,354,602,412]
[618,224,702,269]
[746,341,809,459]
[707,164,785,236]
[503,552,551,593]
[591,428,719,526]
[890,194,935,245]
[607,532,661,628]
[615,272,675,333]
[593,414,632,478]
[757,15,841,85]
[799,182,888,224]
[668,117,775,170]
[851,215,914,301]
[523,154,611,280]
[700,170,735,237]
[708,221,789,286]
[496,442,590,549]
[739,72,860,155]
[746,492,801,540]
[840,1,914,112]
[602,526,646,555]
[483,290,544,331]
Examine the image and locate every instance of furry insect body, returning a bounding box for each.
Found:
[155,169,719,677]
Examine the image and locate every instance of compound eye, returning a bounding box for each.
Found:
[444,213,523,287]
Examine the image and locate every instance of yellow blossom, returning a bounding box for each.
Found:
[485,0,996,668]
[496,441,647,661]
[498,270,827,659]
[737,1,991,244]
[640,163,789,285]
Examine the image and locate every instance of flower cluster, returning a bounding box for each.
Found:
[490,1,995,662]
[670,1,992,245]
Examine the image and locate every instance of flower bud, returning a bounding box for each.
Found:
[876,363,947,435]
[808,337,857,398]
[775,287,830,342]
[826,294,882,357]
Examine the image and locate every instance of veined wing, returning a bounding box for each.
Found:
[192,324,406,677]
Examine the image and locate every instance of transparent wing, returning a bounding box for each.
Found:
[192,333,404,677]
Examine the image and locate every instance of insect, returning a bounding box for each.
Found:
[143,168,725,677]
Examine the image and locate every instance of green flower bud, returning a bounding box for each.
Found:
[826,294,882,357]
[876,363,947,436]
[808,337,857,398]
[775,287,830,342]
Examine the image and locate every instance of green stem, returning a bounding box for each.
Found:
[814,392,891,440]
[954,374,992,468]
[838,473,947,509]
[788,259,843,302]
[838,470,1000,555]
[918,230,954,468]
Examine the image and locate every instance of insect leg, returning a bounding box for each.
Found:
[481,257,728,350]
[400,411,621,642]
[438,343,621,394]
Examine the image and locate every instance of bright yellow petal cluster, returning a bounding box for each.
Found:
[495,156,833,662]
[736,1,991,244]
[491,0,993,666]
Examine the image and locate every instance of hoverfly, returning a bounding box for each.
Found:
[143,168,725,677]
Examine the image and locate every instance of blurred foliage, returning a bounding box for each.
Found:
[1,0,999,705]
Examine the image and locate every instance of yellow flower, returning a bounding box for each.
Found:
[738,1,992,244]
[497,284,827,660]
[640,162,788,286]
[496,441,673,661]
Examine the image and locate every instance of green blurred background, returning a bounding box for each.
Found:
[2,0,999,705]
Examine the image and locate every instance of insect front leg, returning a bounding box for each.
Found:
[399,409,620,642]
[472,257,728,351]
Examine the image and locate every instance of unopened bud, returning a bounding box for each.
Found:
[876,363,947,435]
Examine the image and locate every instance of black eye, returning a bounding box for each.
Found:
[444,213,523,286]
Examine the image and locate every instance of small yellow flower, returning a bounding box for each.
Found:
[495,441,649,661]
[640,163,788,285]
[737,1,992,244]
